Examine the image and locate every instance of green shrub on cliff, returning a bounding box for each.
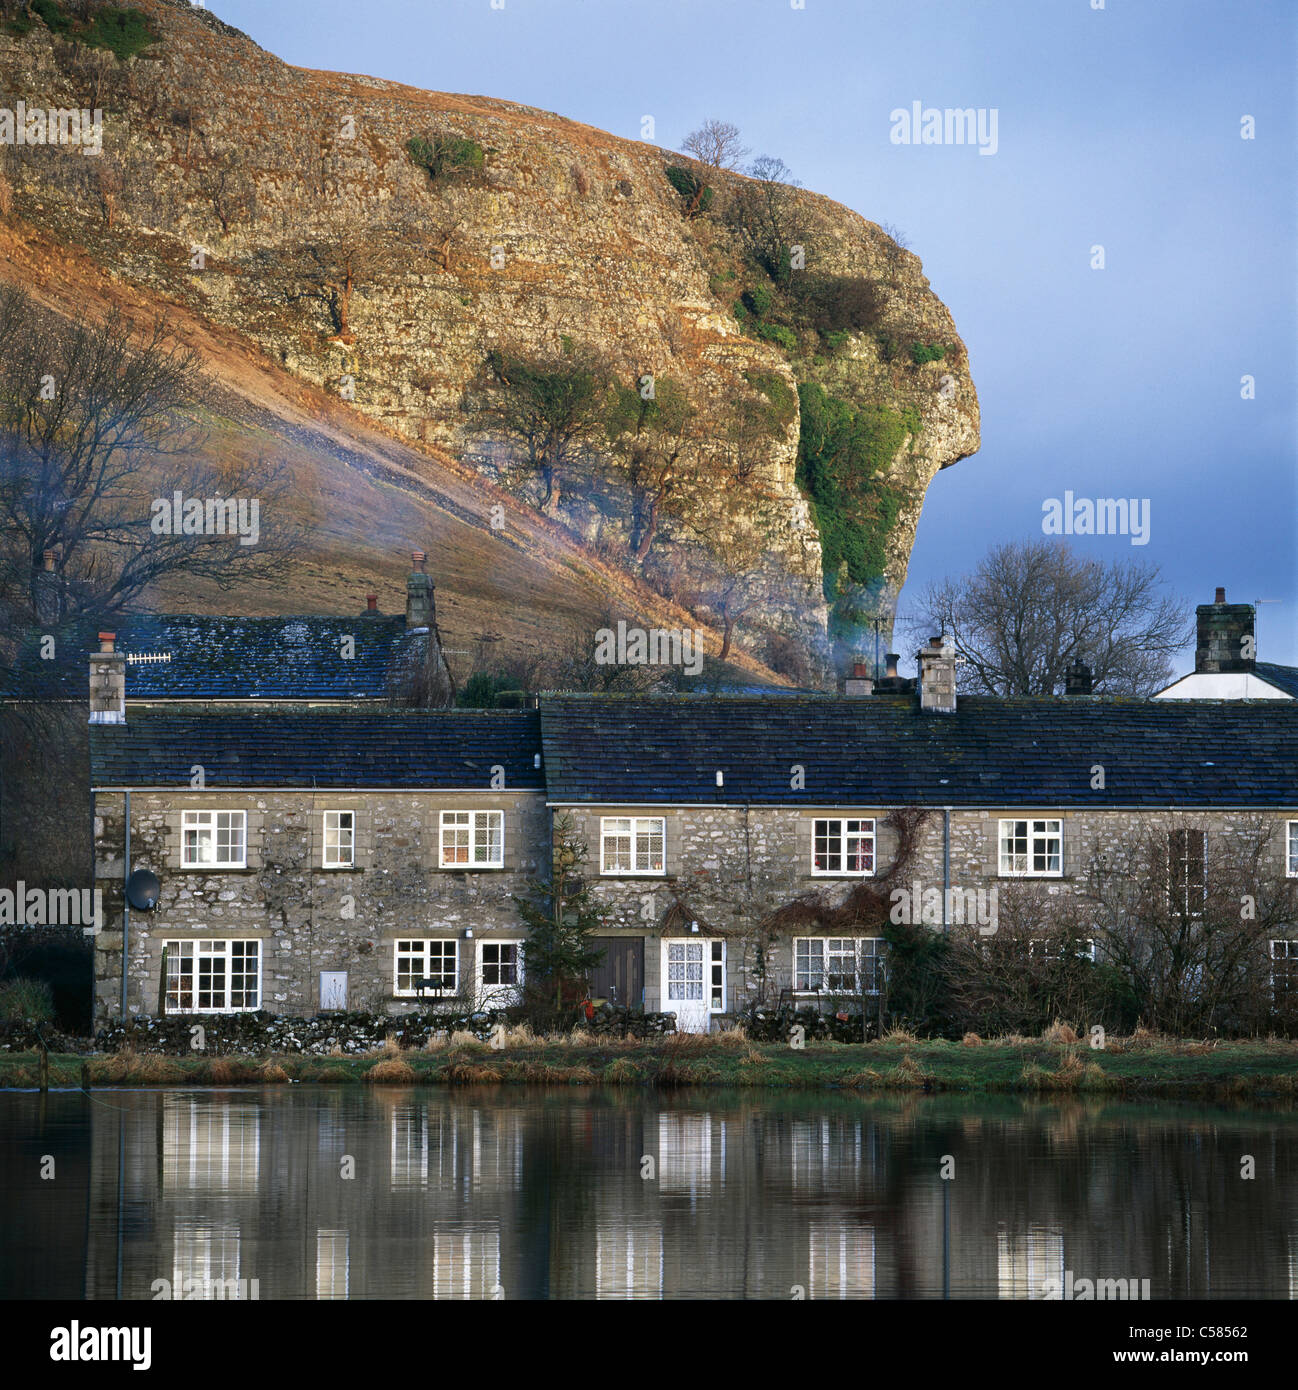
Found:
[796,381,911,593]
[407,134,486,183]
[909,342,947,365]
[664,164,713,217]
[4,1,157,58]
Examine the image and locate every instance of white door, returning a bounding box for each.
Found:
[661,940,725,1032]
[320,971,348,1011]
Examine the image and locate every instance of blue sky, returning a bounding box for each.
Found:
[213,0,1298,668]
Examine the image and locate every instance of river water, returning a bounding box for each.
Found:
[2,1086,1294,1299]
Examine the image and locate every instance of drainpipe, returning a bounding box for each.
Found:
[121,790,130,1021]
[942,808,951,935]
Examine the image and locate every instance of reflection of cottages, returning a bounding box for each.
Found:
[389,1104,523,1193]
[162,1096,260,1194]
[316,1230,349,1300]
[657,1112,725,1197]
[432,1226,501,1299]
[997,1227,1064,1299]
[390,1105,428,1188]
[808,1219,875,1299]
[173,1220,241,1298]
[596,1221,664,1299]
[792,1118,865,1196]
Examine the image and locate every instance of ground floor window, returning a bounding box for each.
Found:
[394,939,458,997]
[1028,937,1096,962]
[1272,940,1298,1004]
[478,941,523,1004]
[794,937,885,995]
[164,940,260,1013]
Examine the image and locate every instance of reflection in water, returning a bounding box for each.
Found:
[2,1088,1297,1299]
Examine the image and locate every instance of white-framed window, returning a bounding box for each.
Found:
[164,940,260,1013]
[478,940,523,1004]
[998,819,1062,877]
[440,810,504,869]
[1270,940,1298,1002]
[1167,828,1206,917]
[181,810,246,868]
[323,810,355,868]
[1029,937,1096,963]
[794,937,886,994]
[1287,821,1298,878]
[600,816,665,875]
[812,818,875,876]
[394,938,458,997]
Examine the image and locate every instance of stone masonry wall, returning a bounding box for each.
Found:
[93,788,546,1022]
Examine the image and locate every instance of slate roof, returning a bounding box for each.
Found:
[1255,663,1298,699]
[90,709,543,790]
[539,695,1298,808]
[1,615,420,702]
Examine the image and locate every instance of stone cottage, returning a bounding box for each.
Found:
[87,583,1298,1029]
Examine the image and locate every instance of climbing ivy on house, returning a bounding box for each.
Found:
[795,381,912,597]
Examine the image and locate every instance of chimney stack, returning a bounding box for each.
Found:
[406,550,433,630]
[917,636,957,714]
[34,548,61,625]
[1065,659,1093,696]
[88,631,125,724]
[844,661,874,697]
[1195,586,1255,673]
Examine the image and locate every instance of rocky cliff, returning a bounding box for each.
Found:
[0,0,979,682]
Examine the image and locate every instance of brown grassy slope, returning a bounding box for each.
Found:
[0,220,789,683]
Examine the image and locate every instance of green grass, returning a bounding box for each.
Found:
[5,1037,1298,1097]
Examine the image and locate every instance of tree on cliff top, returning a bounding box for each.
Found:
[469,343,611,513]
[681,119,750,172]
[906,540,1190,696]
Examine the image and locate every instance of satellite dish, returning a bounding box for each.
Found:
[125,868,161,911]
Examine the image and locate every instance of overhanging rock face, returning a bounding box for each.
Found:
[0,0,978,680]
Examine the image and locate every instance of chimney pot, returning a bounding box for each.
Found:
[1215,587,1226,604]
[885,653,900,679]
[42,549,55,572]
[1065,659,1093,696]
[412,550,427,573]
[98,632,116,654]
[366,594,377,611]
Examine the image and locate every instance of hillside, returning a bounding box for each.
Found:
[0,0,979,684]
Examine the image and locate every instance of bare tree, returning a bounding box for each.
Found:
[467,341,611,514]
[730,155,804,282]
[906,540,1189,696]
[1073,817,1297,1035]
[0,286,303,620]
[199,148,256,235]
[680,119,750,172]
[605,377,704,560]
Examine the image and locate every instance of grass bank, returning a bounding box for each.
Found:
[6,1031,1298,1098]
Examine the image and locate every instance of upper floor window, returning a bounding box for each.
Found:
[999,819,1062,877]
[165,939,260,1013]
[440,810,504,869]
[601,817,665,875]
[1287,822,1298,878]
[812,818,875,876]
[794,937,886,994]
[1167,828,1206,917]
[323,810,355,868]
[182,810,246,868]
